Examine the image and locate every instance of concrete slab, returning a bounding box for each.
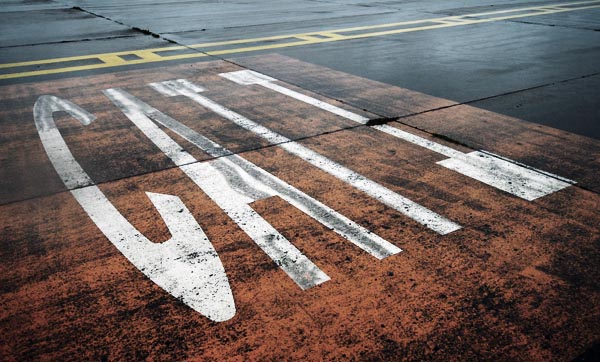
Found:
[0,8,136,47]
[1,93,598,359]
[0,59,378,205]
[233,22,600,104]
[1,0,599,358]
[471,73,600,140]
[59,0,396,34]
[231,55,600,193]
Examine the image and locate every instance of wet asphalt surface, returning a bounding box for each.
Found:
[1,0,599,139]
[1,1,599,361]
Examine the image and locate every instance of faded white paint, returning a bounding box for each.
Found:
[150,79,461,235]
[219,70,575,200]
[220,70,368,124]
[375,126,575,201]
[33,95,236,322]
[33,96,96,189]
[104,88,332,290]
[138,84,402,260]
[372,125,464,159]
[436,151,574,201]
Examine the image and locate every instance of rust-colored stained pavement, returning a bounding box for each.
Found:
[0,55,599,361]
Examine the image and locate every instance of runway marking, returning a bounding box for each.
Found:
[220,70,368,124]
[104,86,406,289]
[25,62,586,322]
[2,0,600,80]
[119,85,402,260]
[220,70,576,201]
[33,95,236,323]
[104,88,331,291]
[32,85,411,320]
[151,79,462,234]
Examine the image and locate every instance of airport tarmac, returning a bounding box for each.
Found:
[0,1,599,361]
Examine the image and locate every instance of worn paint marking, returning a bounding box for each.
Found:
[33,96,96,189]
[2,0,600,80]
[376,126,575,201]
[33,95,236,322]
[220,70,368,124]
[152,82,403,260]
[151,79,461,235]
[104,88,332,290]
[220,70,575,201]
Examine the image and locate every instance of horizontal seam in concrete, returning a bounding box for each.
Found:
[0,35,141,49]
[458,71,600,107]
[505,18,600,31]
[4,0,600,80]
[4,77,598,209]
[0,121,365,208]
[3,2,598,206]
[2,113,595,239]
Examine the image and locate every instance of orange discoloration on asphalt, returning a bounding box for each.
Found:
[0,56,598,361]
[0,60,375,205]
[233,54,600,193]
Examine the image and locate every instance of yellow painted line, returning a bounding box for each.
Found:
[1,0,599,80]
[319,32,347,40]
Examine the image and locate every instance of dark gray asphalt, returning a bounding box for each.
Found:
[1,0,598,139]
[0,0,600,360]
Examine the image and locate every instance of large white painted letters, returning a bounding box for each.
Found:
[219,70,575,201]
[149,79,462,235]
[34,95,236,322]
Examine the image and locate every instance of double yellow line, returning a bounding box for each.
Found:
[2,0,599,80]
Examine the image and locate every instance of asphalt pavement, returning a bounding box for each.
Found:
[1,1,599,361]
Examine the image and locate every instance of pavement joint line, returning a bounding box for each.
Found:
[2,109,595,235]
[0,120,364,208]
[4,118,594,227]
[458,71,600,110]
[505,18,600,31]
[1,0,600,80]
[385,70,600,147]
[0,35,140,50]
[4,70,599,210]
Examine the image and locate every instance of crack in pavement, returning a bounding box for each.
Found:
[65,4,208,53]
[460,71,600,106]
[69,6,174,42]
[4,0,595,208]
[3,66,598,208]
[0,35,140,49]
[506,18,600,31]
